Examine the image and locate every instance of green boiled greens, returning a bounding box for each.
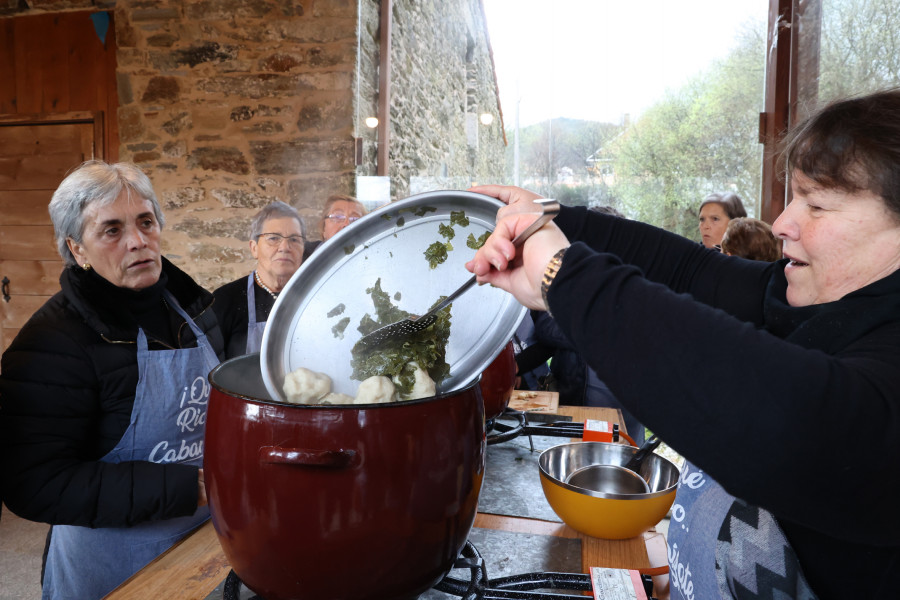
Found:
[350,278,451,398]
[424,241,450,269]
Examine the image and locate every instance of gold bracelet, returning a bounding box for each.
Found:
[541,247,568,316]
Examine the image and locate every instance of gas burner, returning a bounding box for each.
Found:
[220,540,654,600]
[221,570,261,600]
[486,408,610,446]
[435,540,593,599]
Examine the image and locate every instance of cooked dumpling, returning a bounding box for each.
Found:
[320,392,355,405]
[398,361,435,400]
[283,367,332,404]
[355,376,396,404]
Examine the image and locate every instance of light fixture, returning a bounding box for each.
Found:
[479,113,494,126]
[365,117,379,128]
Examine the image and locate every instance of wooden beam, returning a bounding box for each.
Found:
[759,0,795,224]
[376,0,392,178]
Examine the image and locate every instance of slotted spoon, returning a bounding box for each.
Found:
[354,198,560,351]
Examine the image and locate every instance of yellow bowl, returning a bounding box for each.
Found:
[539,442,680,539]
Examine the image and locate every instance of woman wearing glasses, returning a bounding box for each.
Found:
[321,194,366,238]
[302,195,368,259]
[213,201,306,358]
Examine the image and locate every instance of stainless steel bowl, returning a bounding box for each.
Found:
[566,464,650,495]
[539,442,680,539]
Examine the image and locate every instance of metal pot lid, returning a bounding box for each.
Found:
[260,190,527,401]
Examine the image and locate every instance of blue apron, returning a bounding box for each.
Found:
[41,291,220,600]
[245,272,267,354]
[667,462,817,600]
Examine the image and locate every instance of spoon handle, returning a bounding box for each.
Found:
[508,198,560,247]
[624,434,661,472]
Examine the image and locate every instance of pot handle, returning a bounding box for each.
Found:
[260,446,359,469]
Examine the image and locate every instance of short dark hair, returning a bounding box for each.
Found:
[720,217,781,262]
[699,192,747,219]
[781,88,900,219]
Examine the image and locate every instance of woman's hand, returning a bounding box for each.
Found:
[468,184,545,208]
[465,190,570,311]
[198,468,208,507]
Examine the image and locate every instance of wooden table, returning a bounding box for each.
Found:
[105,404,669,599]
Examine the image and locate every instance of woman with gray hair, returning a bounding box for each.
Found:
[0,160,224,600]
[213,200,306,358]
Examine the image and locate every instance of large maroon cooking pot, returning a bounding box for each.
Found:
[478,340,516,421]
[205,354,486,600]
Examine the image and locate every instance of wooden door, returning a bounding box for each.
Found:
[0,113,100,352]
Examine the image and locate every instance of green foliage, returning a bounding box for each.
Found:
[818,0,900,103]
[552,184,620,211]
[612,23,765,239]
[501,3,900,238]
[505,118,623,195]
[503,23,765,237]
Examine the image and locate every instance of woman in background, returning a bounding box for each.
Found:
[213,201,305,358]
[720,216,782,261]
[302,195,367,258]
[320,194,366,241]
[698,191,747,249]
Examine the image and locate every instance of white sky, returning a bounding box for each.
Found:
[482,0,767,127]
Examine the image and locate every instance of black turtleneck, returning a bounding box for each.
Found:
[69,268,180,348]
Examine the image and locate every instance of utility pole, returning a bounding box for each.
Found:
[514,92,521,187]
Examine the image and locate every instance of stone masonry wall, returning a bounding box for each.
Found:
[113,0,359,289]
[3,0,505,290]
[358,0,505,199]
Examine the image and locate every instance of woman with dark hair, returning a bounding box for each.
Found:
[466,89,900,599]
[213,201,305,358]
[0,161,223,600]
[698,191,748,248]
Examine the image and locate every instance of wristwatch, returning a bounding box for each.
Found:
[541,247,568,316]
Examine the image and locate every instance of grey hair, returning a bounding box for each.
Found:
[49,161,165,266]
[249,201,305,240]
[318,194,366,236]
[699,192,748,219]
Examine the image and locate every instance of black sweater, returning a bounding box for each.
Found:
[548,205,900,598]
[212,274,277,359]
[0,258,224,527]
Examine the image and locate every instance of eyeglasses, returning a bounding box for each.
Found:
[257,233,304,247]
[326,213,362,225]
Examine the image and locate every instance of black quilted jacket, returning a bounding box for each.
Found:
[0,258,224,527]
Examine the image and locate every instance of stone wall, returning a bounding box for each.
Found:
[113,0,359,289]
[3,0,506,290]
[358,0,506,199]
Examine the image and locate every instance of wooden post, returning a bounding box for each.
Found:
[376,0,392,177]
[759,0,795,224]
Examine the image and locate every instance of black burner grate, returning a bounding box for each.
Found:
[434,540,592,599]
[221,539,653,600]
[486,409,594,446]
[222,570,261,600]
